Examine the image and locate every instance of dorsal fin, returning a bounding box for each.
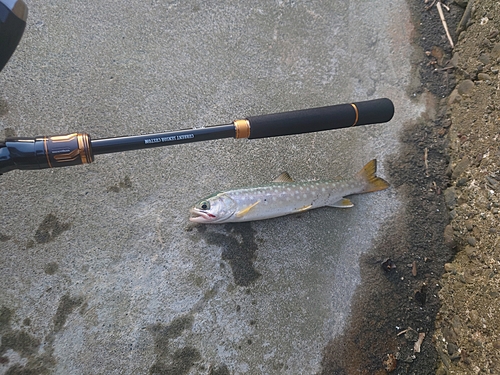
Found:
[272,172,294,183]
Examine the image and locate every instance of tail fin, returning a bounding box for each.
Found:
[356,159,390,193]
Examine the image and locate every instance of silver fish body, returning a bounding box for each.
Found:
[189,159,389,224]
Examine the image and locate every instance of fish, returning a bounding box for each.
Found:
[189,159,389,224]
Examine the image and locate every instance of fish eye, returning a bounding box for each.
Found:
[200,201,210,210]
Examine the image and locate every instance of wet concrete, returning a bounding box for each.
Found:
[1,0,428,373]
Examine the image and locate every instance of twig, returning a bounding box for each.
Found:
[424,147,429,176]
[397,328,410,336]
[437,1,454,49]
[425,0,437,11]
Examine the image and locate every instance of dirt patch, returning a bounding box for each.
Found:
[433,0,500,373]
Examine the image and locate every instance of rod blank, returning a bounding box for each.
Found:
[0,98,394,174]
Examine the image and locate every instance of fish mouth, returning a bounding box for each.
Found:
[189,208,216,223]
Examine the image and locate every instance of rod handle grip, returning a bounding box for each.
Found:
[245,98,394,139]
[0,133,93,174]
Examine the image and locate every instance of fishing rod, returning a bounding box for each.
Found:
[0,98,394,175]
[0,0,395,175]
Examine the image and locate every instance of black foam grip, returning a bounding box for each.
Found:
[246,98,394,139]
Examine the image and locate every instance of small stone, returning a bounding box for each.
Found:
[444,188,457,209]
[488,29,499,39]
[452,157,470,179]
[447,342,459,355]
[448,89,461,105]
[490,228,497,234]
[477,72,491,80]
[456,177,468,187]
[451,315,462,332]
[469,310,480,324]
[465,246,475,258]
[465,220,473,231]
[492,43,500,59]
[444,225,456,249]
[481,38,493,48]
[457,79,475,95]
[442,326,457,344]
[467,237,477,246]
[444,263,456,272]
[478,53,491,64]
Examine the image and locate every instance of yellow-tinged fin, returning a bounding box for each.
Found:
[357,159,390,193]
[296,204,313,212]
[235,201,260,218]
[272,172,294,183]
[331,198,353,208]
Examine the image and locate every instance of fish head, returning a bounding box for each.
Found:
[189,193,237,223]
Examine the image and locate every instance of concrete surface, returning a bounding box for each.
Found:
[1,1,425,374]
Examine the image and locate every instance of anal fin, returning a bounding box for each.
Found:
[330,198,353,208]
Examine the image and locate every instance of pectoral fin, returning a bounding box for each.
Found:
[330,198,353,208]
[235,201,260,218]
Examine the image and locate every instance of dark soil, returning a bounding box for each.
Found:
[318,1,467,374]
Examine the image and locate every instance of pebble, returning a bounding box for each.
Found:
[448,89,462,105]
[465,245,475,258]
[451,315,462,331]
[469,310,480,324]
[457,79,475,95]
[444,263,456,272]
[452,157,470,179]
[492,43,500,59]
[444,188,457,209]
[477,72,491,81]
[447,342,459,355]
[456,177,468,187]
[444,225,456,249]
[465,220,473,231]
[467,237,477,246]
[478,53,491,64]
